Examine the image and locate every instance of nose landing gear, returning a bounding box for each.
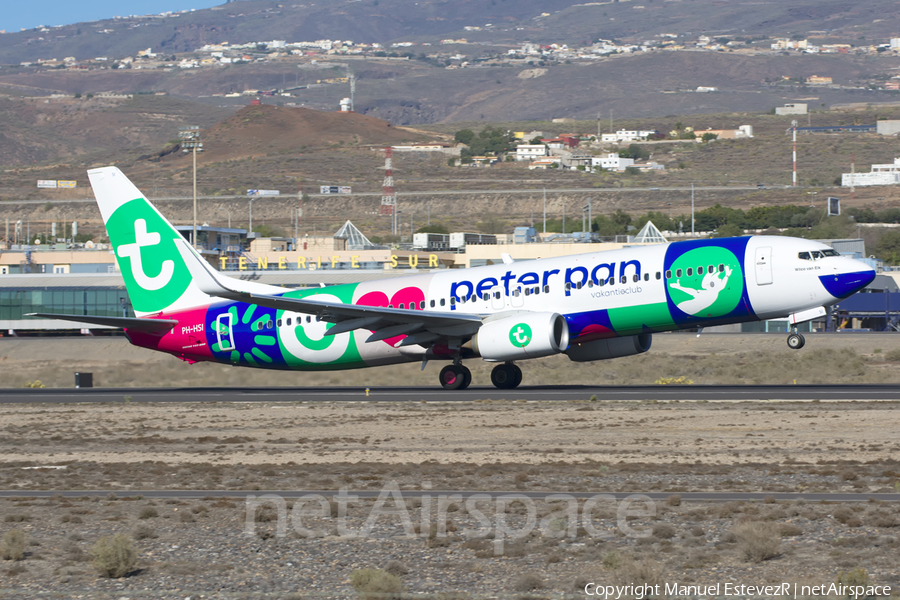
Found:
[787,327,805,350]
[490,362,523,389]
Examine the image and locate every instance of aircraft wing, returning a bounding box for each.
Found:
[26,313,178,333]
[176,240,482,346]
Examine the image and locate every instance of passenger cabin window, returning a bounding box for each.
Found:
[277,319,282,327]
[665,270,672,279]
[718,264,725,272]
[440,298,446,307]
[420,301,425,309]
[565,282,571,291]
[576,281,583,290]
[698,266,704,275]
[655,272,661,280]
[633,274,639,283]
[495,291,501,299]
[676,269,682,277]
[450,297,456,306]
[286,318,292,326]
[543,285,550,293]
[643,273,650,281]
[430,300,435,308]
[687,268,693,277]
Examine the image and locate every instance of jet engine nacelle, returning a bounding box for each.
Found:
[565,333,652,362]
[470,312,569,362]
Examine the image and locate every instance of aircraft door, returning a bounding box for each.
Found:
[216,312,235,352]
[755,246,773,286]
[510,286,525,308]
[491,290,505,310]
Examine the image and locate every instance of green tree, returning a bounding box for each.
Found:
[701,132,718,142]
[454,129,475,145]
[713,223,745,238]
[416,224,449,234]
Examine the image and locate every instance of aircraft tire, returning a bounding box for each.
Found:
[439,365,466,390]
[491,364,515,389]
[510,364,523,388]
[787,333,805,350]
[460,365,472,390]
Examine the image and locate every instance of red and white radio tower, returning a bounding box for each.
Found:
[380,147,397,232]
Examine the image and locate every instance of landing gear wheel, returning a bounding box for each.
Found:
[459,365,472,390]
[439,365,468,390]
[787,333,805,350]
[491,363,523,389]
[510,364,523,388]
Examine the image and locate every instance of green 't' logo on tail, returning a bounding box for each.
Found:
[106,198,192,313]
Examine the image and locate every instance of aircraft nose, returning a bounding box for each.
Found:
[818,263,876,299]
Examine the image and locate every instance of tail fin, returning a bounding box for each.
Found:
[88,166,211,316]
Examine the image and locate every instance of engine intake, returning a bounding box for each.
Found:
[470,312,569,362]
[566,333,652,362]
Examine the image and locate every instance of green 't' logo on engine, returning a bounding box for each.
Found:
[509,323,533,347]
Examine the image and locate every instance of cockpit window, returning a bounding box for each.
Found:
[811,250,825,260]
[800,249,839,261]
[798,252,811,260]
[822,249,840,257]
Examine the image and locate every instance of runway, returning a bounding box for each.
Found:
[2,384,900,403]
[0,490,898,502]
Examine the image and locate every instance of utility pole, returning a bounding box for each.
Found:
[691,183,695,237]
[791,120,798,187]
[179,126,203,248]
[542,188,547,234]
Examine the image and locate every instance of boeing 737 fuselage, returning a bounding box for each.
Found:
[33,167,877,389]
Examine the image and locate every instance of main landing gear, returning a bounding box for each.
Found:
[787,327,806,350]
[439,363,472,390]
[438,361,524,390]
[490,362,522,389]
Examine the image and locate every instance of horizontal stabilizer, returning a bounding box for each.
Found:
[26,313,178,333]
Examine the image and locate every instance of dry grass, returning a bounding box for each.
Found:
[90,533,137,578]
[732,521,782,563]
[0,529,26,561]
[4,334,900,389]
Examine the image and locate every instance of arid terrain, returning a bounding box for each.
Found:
[0,334,899,597]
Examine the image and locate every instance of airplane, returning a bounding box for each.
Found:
[31,167,876,390]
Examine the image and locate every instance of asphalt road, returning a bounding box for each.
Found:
[7,184,782,205]
[0,490,897,502]
[2,384,900,403]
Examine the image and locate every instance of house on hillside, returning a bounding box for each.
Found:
[516,144,549,161]
[591,153,634,172]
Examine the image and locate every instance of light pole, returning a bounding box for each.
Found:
[179,126,203,249]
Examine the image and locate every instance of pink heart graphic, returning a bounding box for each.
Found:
[357,287,426,346]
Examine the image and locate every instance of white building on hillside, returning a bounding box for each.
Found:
[591,153,634,171]
[516,144,549,161]
[600,129,657,143]
[842,158,900,187]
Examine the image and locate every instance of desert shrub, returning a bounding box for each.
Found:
[832,507,857,525]
[383,560,408,576]
[514,572,544,592]
[132,524,158,540]
[611,556,664,590]
[779,524,803,537]
[652,523,676,539]
[349,569,402,600]
[835,567,869,590]
[732,522,781,563]
[0,529,26,561]
[138,508,158,520]
[3,515,31,523]
[667,495,681,507]
[91,533,137,578]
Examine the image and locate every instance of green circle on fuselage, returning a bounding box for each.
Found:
[667,247,743,318]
